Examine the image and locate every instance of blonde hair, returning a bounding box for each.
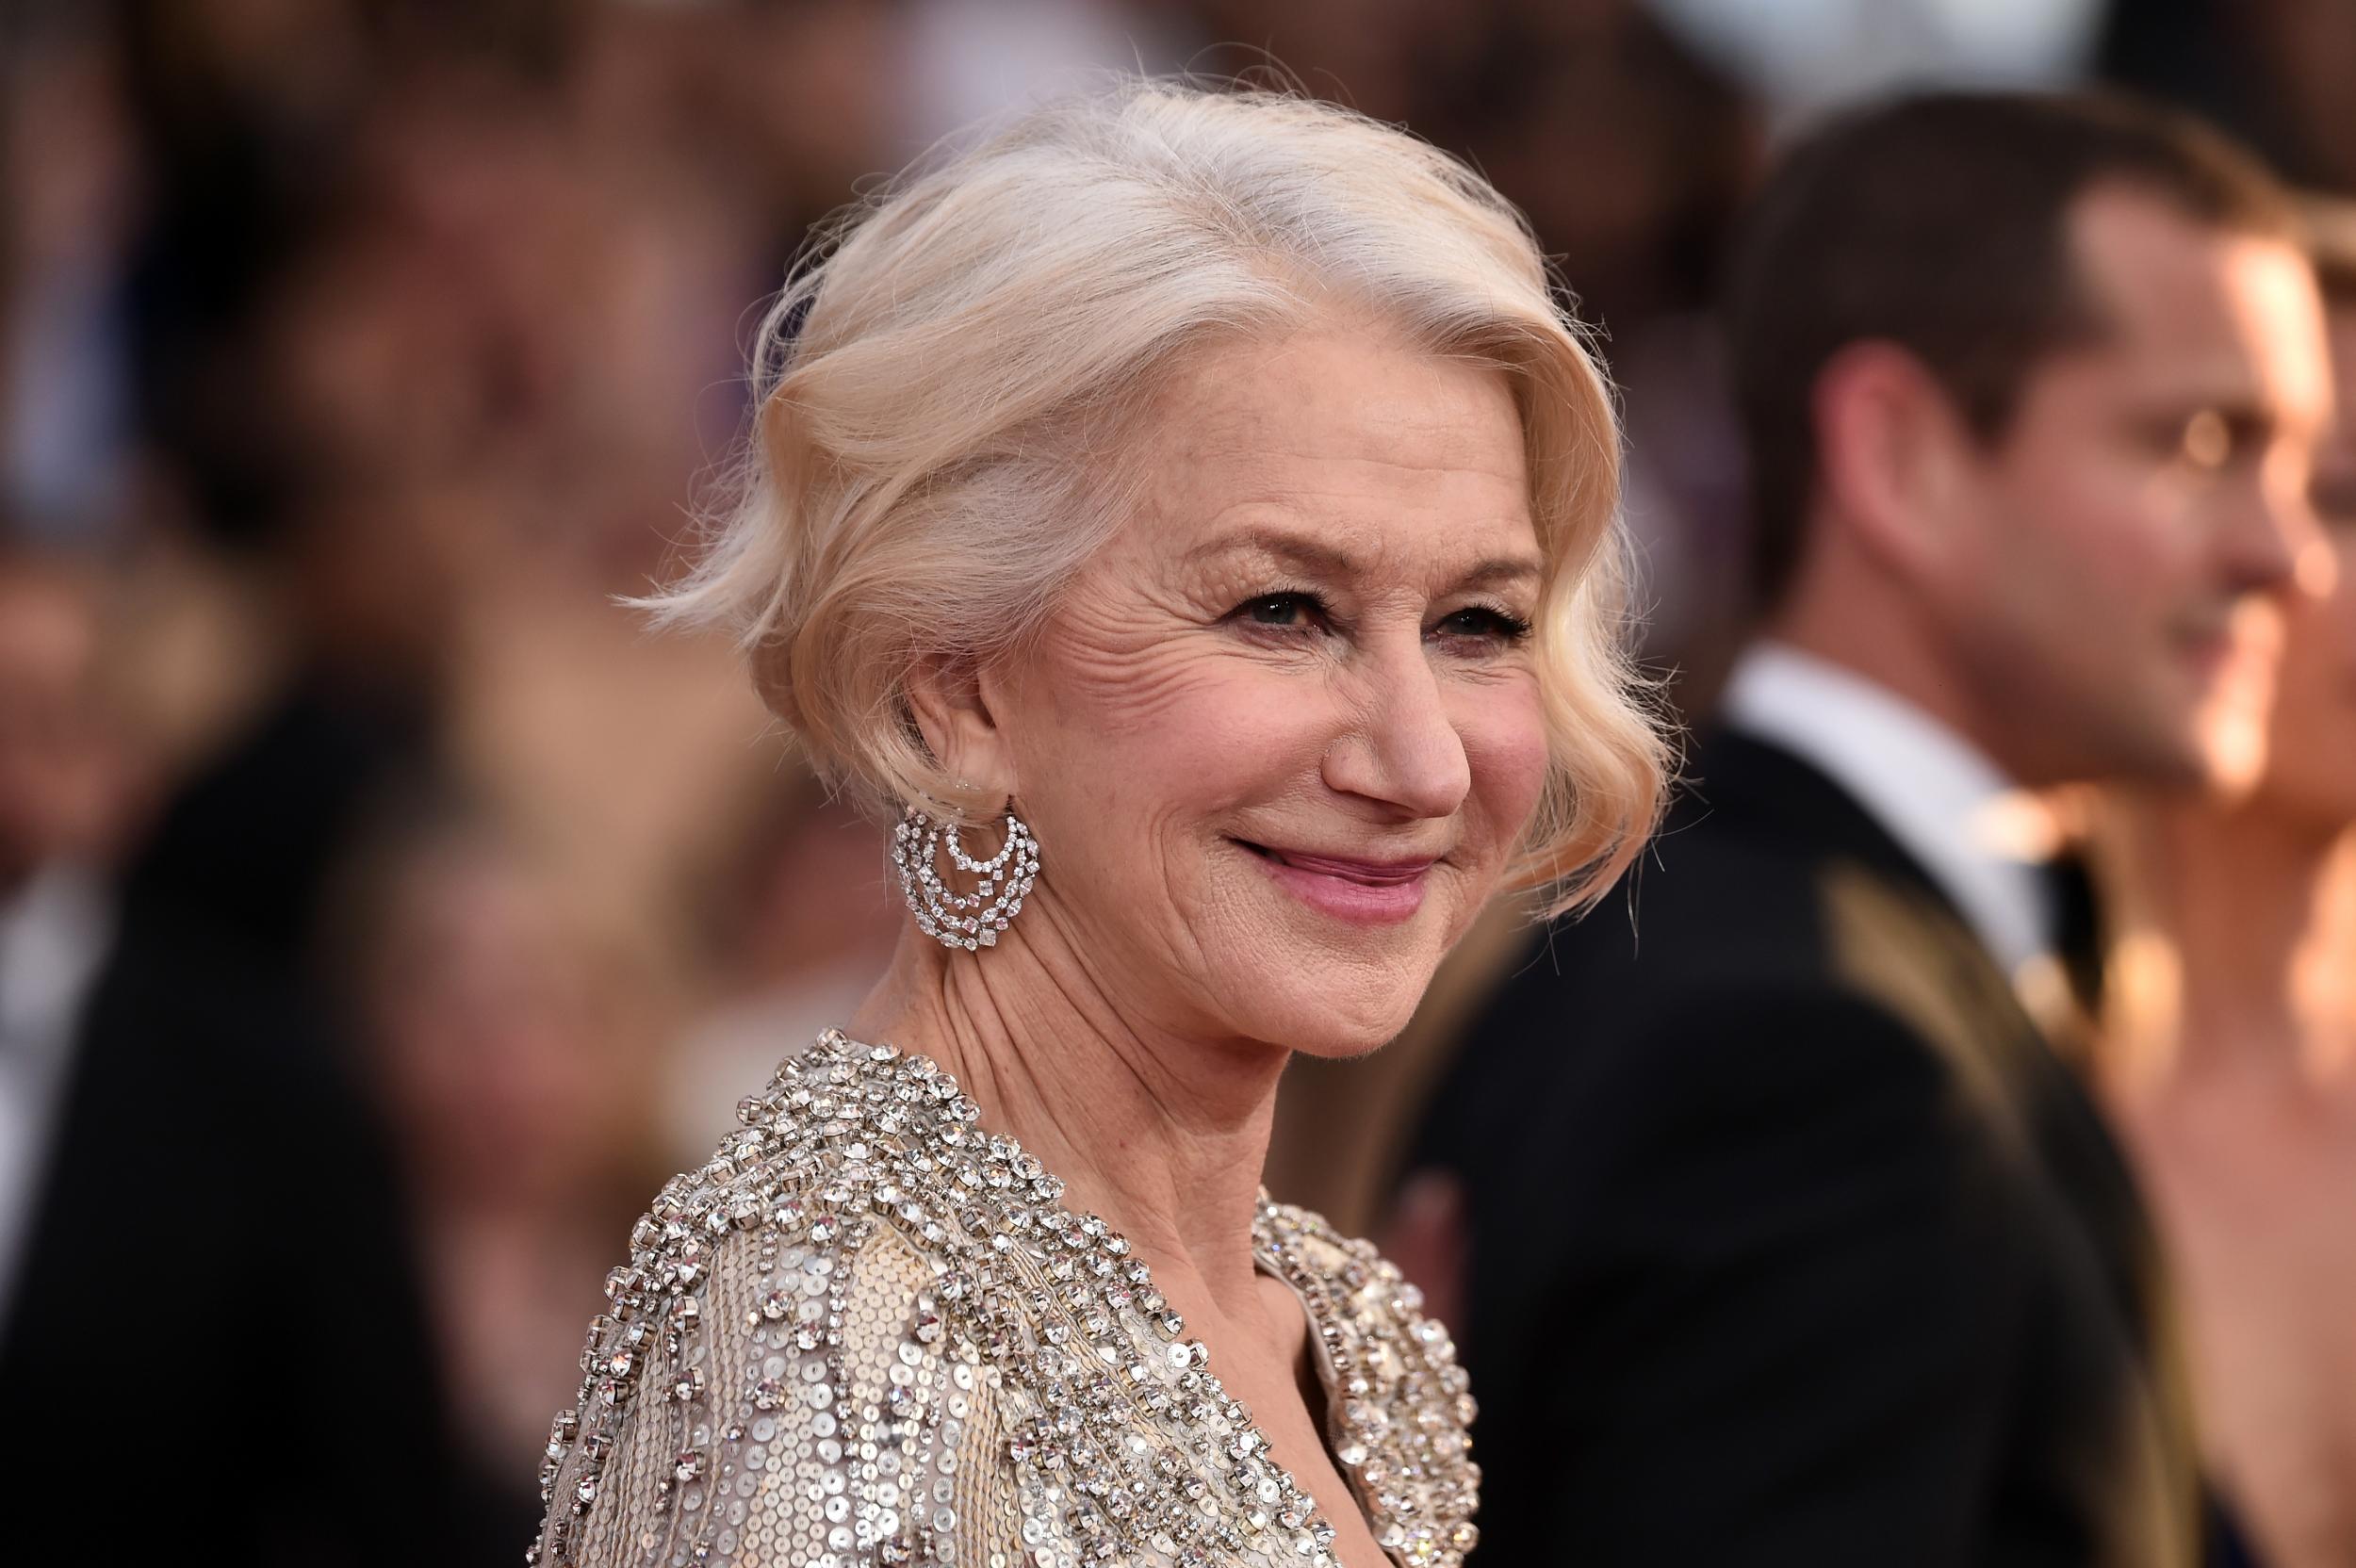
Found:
[646,78,1669,916]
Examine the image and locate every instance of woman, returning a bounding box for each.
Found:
[337,791,669,1560]
[2090,204,2356,1568]
[530,80,1666,1568]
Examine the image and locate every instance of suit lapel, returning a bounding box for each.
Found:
[1696,727,2200,1562]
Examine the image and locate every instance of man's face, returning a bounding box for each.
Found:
[1938,187,2333,791]
[0,568,123,890]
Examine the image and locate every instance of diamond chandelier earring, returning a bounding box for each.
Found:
[892,802,1040,952]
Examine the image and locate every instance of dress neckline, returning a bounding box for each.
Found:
[793,1026,1476,1567]
[544,1027,1477,1568]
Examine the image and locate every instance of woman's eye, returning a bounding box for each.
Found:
[1432,606,1532,644]
[1235,592,1326,629]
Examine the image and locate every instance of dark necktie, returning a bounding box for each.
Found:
[2038,848,2106,1021]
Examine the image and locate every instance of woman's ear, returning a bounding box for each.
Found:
[907,653,1018,801]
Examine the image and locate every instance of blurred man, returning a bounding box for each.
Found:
[1409,93,2333,1567]
[0,544,467,1565]
[0,550,134,1320]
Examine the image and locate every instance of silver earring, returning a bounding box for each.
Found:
[892,803,1040,951]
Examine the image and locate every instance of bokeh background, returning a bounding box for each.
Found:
[3,2,2352,1562]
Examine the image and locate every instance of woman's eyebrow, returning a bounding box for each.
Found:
[1455,556,1544,590]
[1181,525,1361,578]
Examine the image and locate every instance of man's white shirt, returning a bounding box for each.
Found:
[1719,642,2064,980]
[0,864,114,1334]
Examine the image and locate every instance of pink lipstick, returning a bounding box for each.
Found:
[1235,841,1435,924]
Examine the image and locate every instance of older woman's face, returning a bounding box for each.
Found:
[985,324,1550,1056]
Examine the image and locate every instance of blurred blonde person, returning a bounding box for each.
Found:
[2090,203,2356,1568]
[663,770,899,1170]
[340,792,670,1546]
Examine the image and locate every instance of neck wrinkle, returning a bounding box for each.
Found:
[847,901,1286,1316]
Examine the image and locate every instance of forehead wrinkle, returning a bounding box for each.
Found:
[1129,327,1540,592]
[1177,515,1543,597]
[1180,521,1363,578]
[1457,556,1544,591]
[1148,358,1528,480]
[1166,452,1534,546]
[1157,419,1530,485]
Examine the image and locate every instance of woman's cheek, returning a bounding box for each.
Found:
[1461,682,1552,848]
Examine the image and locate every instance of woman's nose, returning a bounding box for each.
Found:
[1319,640,1473,820]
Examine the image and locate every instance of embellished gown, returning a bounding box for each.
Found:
[530,1029,1481,1568]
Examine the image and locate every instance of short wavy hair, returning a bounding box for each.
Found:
[646,78,1669,916]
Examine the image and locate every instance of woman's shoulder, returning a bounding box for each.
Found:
[575,1030,974,1354]
[531,1032,999,1567]
[1253,1198,1482,1562]
[1253,1195,1460,1365]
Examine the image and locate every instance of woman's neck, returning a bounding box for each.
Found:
[846,901,1288,1315]
[2135,805,2356,1085]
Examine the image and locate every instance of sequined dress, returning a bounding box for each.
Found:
[530,1029,1480,1568]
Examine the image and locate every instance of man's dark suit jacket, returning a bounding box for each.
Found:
[0,894,471,1564]
[1409,727,2200,1568]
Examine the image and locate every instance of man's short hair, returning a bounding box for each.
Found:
[1725,90,2305,614]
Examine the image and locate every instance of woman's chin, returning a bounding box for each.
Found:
[1213,931,1454,1057]
[1283,1025,1408,1061]
[1243,986,1422,1060]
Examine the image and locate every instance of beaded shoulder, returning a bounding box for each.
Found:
[532,1029,1479,1568]
[1249,1200,1481,1561]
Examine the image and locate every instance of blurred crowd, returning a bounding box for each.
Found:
[3,2,2354,1565]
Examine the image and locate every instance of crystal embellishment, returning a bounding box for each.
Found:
[529,1028,1479,1567]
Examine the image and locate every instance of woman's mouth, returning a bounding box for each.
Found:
[1233,840,1436,924]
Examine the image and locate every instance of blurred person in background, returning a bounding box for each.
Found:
[2083,203,2356,1568]
[1408,91,2333,1567]
[0,13,142,542]
[663,769,899,1169]
[333,787,672,1565]
[0,12,744,1562]
[0,543,466,1563]
[110,8,772,1005]
[0,548,141,1309]
[2102,0,2356,202]
[117,138,483,990]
